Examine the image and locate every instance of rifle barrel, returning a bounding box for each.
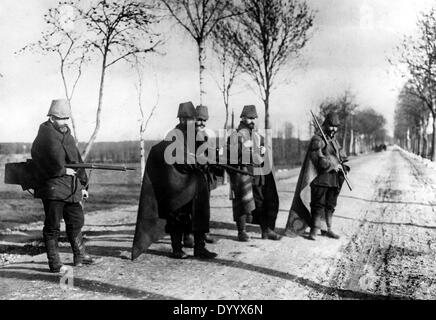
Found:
[65,163,136,171]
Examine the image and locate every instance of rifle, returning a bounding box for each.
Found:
[65,163,136,171]
[214,163,255,177]
[186,152,255,177]
[66,163,136,204]
[310,110,353,191]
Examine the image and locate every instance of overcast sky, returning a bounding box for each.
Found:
[0,0,435,143]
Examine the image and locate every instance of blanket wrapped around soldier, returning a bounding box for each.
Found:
[131,140,209,260]
[284,149,319,237]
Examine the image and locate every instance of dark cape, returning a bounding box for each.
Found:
[31,121,87,202]
[131,140,210,260]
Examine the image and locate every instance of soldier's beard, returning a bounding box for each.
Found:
[54,123,68,133]
[327,130,336,138]
[246,122,255,130]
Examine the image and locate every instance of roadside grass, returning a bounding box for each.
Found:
[0,164,142,230]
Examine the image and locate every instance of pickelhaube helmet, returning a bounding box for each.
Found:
[240,105,258,119]
[323,111,340,127]
[195,105,209,121]
[177,101,196,118]
[47,99,71,118]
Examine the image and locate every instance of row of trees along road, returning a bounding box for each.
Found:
[17,0,315,175]
[315,91,388,156]
[392,7,436,161]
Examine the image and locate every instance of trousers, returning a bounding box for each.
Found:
[42,199,84,240]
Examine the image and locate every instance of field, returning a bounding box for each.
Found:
[0,155,142,230]
[0,155,294,231]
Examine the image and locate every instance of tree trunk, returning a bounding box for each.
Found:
[67,99,79,146]
[349,128,354,155]
[60,68,79,145]
[423,128,428,159]
[264,93,270,130]
[224,90,229,130]
[140,137,146,178]
[82,52,107,161]
[198,39,206,105]
[342,120,347,151]
[422,117,428,158]
[432,114,436,161]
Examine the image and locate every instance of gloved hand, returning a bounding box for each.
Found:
[66,168,76,176]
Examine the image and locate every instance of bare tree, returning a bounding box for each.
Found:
[211,21,243,129]
[217,0,314,129]
[73,0,163,160]
[19,3,89,144]
[159,0,241,105]
[392,8,436,160]
[134,58,160,177]
[394,81,430,156]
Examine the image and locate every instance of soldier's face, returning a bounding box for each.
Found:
[243,117,256,129]
[195,119,207,131]
[51,116,69,128]
[327,126,338,138]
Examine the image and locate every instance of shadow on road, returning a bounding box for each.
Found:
[335,215,436,230]
[84,223,136,228]
[0,266,177,300]
[341,194,436,208]
[144,249,410,300]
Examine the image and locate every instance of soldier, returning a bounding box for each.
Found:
[228,105,281,242]
[31,99,101,273]
[194,105,223,244]
[308,111,350,240]
[133,102,217,260]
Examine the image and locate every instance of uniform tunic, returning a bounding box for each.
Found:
[308,134,349,228]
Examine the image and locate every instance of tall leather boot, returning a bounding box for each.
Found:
[308,227,320,241]
[309,207,323,241]
[68,232,103,266]
[325,211,340,239]
[260,215,282,241]
[193,232,217,259]
[44,235,65,273]
[170,232,189,259]
[183,233,194,248]
[236,215,249,242]
[205,233,218,244]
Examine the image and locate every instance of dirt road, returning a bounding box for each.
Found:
[1,147,435,300]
